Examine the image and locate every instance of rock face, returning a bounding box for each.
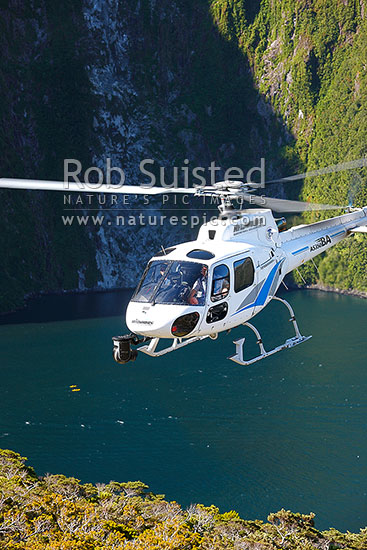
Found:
[1,0,366,311]
[80,0,291,290]
[0,1,100,311]
[0,0,283,311]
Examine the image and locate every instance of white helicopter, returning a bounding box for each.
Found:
[1,171,367,366]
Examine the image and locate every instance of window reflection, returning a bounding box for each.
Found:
[132,261,208,305]
[211,264,230,302]
[234,257,254,293]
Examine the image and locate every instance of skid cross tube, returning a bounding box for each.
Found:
[138,334,210,358]
[113,333,211,363]
[229,296,312,366]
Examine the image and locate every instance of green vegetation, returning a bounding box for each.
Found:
[1,0,367,311]
[1,448,367,549]
[209,0,367,292]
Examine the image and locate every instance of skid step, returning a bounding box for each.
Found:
[138,335,209,357]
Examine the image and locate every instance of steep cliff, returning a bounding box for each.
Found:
[0,1,99,311]
[0,0,286,311]
[210,0,367,290]
[1,0,366,312]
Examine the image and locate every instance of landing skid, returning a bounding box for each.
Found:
[112,332,211,363]
[113,297,311,365]
[138,334,210,357]
[229,296,312,366]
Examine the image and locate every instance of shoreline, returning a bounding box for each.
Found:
[0,287,134,318]
[300,284,367,300]
[1,282,366,318]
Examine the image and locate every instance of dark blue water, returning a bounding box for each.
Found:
[0,289,367,532]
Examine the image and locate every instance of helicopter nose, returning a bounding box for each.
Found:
[126,302,201,338]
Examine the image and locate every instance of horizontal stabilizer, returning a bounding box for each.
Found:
[350,226,367,233]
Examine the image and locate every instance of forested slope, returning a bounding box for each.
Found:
[1,449,367,549]
[1,0,366,312]
[210,0,367,291]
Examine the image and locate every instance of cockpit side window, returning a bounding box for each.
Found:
[211,264,230,302]
[234,257,254,293]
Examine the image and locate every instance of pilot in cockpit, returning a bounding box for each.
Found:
[188,265,208,305]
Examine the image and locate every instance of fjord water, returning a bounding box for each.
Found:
[1,290,367,532]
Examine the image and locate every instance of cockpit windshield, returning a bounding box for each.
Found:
[132,261,208,305]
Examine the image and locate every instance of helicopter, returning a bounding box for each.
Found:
[0,169,367,366]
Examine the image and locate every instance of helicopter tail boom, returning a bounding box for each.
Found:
[282,206,367,272]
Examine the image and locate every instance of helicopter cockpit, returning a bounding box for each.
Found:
[131,260,208,306]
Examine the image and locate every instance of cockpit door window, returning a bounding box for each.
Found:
[211,264,230,302]
[234,257,254,293]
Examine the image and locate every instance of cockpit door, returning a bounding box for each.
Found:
[229,252,258,320]
[197,261,231,333]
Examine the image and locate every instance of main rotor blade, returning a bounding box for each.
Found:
[264,157,367,186]
[0,179,198,195]
[242,193,345,212]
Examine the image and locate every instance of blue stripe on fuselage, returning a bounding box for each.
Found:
[330,230,345,238]
[292,246,308,256]
[232,261,281,316]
